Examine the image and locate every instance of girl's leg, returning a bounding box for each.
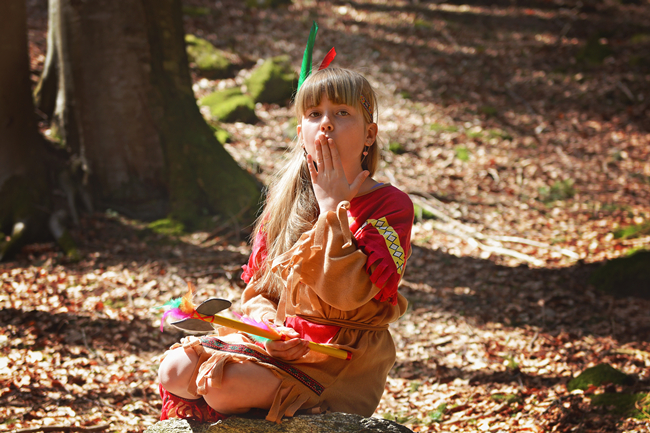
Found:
[203,361,281,414]
[158,346,200,400]
[159,346,283,414]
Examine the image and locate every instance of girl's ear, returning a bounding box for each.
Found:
[296,123,302,138]
[365,123,378,146]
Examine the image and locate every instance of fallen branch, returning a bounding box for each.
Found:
[478,235,580,260]
[611,348,650,361]
[409,195,578,265]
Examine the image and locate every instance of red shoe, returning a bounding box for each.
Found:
[159,383,228,422]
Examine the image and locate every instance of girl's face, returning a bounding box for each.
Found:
[297,94,377,183]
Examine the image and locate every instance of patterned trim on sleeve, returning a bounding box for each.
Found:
[365,218,405,275]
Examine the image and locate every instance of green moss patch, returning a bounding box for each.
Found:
[613,220,650,240]
[147,219,185,237]
[589,250,650,299]
[590,393,649,420]
[454,146,470,162]
[185,34,234,79]
[538,179,575,203]
[245,56,295,104]
[199,88,258,124]
[567,363,633,392]
[209,124,231,145]
[430,123,458,133]
[389,142,407,155]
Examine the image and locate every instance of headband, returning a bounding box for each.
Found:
[297,21,373,120]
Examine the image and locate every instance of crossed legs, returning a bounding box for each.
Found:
[158,345,282,414]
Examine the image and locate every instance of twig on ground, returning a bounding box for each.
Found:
[411,195,545,266]
[409,194,579,265]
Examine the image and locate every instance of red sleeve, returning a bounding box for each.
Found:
[241,225,268,284]
[353,191,413,305]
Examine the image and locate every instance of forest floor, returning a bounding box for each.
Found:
[3,0,650,431]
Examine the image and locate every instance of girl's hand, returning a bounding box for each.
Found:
[307,132,369,214]
[264,326,310,361]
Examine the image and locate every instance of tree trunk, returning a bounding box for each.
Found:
[40,0,261,227]
[0,0,51,259]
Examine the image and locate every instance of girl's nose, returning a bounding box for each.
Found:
[320,114,333,131]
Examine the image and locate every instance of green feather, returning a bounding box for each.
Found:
[297,21,318,91]
[154,297,182,310]
[247,334,270,344]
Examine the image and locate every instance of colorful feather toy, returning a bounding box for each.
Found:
[156,282,352,360]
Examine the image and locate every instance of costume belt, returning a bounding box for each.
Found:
[298,315,389,331]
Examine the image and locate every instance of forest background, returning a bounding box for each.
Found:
[1,0,650,432]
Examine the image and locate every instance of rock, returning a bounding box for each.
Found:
[185,35,236,79]
[145,413,414,433]
[589,392,649,420]
[589,250,650,299]
[567,363,633,392]
[199,88,258,124]
[245,56,295,105]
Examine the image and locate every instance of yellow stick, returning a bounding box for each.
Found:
[191,311,352,360]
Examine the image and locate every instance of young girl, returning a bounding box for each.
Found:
[157,67,414,423]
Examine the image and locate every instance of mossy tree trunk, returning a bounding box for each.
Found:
[35,0,261,227]
[0,0,51,259]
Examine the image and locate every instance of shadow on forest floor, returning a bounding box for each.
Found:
[3,213,650,431]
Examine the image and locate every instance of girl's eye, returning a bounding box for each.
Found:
[337,110,350,116]
[308,111,320,118]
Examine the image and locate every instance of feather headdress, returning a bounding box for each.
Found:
[297,21,337,92]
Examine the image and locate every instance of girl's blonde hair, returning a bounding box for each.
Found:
[250,68,380,297]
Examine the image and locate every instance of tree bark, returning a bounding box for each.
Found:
[41,0,261,226]
[0,0,51,259]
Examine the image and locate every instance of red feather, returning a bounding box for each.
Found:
[318,47,336,70]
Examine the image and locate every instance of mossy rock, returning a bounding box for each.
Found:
[185,34,235,79]
[589,393,649,420]
[199,88,258,124]
[245,56,296,105]
[567,363,633,392]
[589,250,650,299]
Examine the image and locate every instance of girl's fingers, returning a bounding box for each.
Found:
[265,338,310,360]
[306,153,318,181]
[320,137,334,171]
[327,138,343,169]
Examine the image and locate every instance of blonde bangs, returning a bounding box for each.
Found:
[295,68,376,124]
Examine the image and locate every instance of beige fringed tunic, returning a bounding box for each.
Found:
[163,185,413,422]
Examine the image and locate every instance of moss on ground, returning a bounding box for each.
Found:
[185,34,233,79]
[567,363,633,392]
[147,219,185,237]
[199,88,258,124]
[245,56,295,104]
[614,220,650,240]
[590,393,649,420]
